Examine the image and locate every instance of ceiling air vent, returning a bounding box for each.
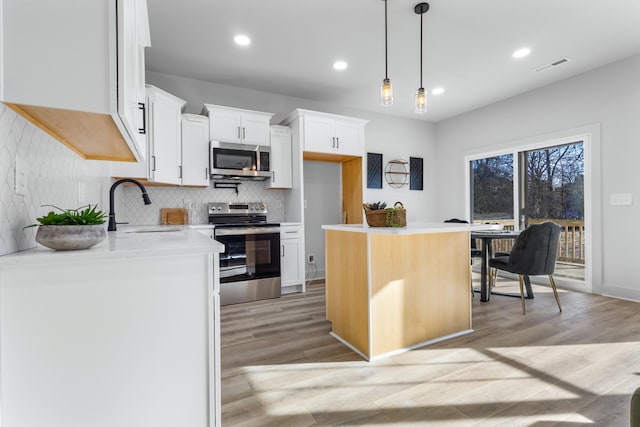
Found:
[534,57,570,72]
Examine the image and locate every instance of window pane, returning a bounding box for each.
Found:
[524,142,584,220]
[471,154,514,223]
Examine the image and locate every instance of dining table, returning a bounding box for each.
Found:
[470,230,534,302]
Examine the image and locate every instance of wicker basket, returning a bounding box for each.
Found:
[363,202,406,227]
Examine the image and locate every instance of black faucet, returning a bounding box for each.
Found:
[108,178,152,231]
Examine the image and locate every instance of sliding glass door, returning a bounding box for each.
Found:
[470,141,585,285]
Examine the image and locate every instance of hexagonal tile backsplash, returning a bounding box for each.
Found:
[119,182,286,225]
[0,104,287,257]
[0,105,111,256]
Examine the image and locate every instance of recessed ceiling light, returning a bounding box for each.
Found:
[512,48,531,59]
[233,34,251,46]
[333,61,348,71]
[432,87,445,95]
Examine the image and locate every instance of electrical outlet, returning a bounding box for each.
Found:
[308,253,316,264]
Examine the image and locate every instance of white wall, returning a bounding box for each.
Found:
[303,161,341,279]
[0,105,111,256]
[434,54,640,301]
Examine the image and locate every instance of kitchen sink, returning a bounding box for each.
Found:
[118,226,182,233]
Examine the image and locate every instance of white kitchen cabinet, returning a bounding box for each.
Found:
[287,110,366,157]
[110,86,186,185]
[1,0,150,162]
[181,114,210,187]
[280,224,305,293]
[203,104,273,146]
[0,230,223,427]
[265,126,293,189]
[147,86,185,184]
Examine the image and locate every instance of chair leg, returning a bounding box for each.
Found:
[518,274,526,315]
[548,275,562,312]
[490,267,498,288]
[470,265,474,299]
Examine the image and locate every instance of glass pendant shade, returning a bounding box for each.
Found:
[381,78,393,106]
[415,87,426,113]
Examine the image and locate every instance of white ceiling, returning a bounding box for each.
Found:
[145,0,640,122]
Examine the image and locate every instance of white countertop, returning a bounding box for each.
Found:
[321,222,501,235]
[0,225,224,267]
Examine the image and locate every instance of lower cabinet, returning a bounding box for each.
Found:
[280,224,305,293]
[0,249,220,426]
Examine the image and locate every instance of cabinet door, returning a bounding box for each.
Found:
[303,116,334,153]
[334,120,362,156]
[148,90,182,185]
[265,127,292,189]
[181,115,210,187]
[282,239,304,288]
[209,108,242,144]
[240,113,270,146]
[117,0,150,159]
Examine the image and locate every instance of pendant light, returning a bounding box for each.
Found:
[414,2,429,113]
[380,0,393,106]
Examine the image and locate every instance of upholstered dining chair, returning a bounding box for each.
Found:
[488,221,562,315]
[444,218,481,297]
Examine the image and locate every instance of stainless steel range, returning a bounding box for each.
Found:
[209,202,280,306]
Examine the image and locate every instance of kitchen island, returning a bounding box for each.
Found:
[322,222,493,361]
[0,227,223,427]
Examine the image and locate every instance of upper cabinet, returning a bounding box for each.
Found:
[265,126,293,189]
[282,109,367,157]
[1,0,150,162]
[202,104,273,147]
[181,114,210,187]
[111,85,186,185]
[146,86,185,185]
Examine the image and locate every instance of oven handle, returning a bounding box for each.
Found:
[215,227,281,237]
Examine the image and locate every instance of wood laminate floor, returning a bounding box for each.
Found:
[220,279,640,426]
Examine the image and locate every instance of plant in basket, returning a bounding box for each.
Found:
[363,201,406,227]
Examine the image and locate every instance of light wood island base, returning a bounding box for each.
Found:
[324,224,477,360]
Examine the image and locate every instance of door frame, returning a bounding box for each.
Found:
[463,123,602,294]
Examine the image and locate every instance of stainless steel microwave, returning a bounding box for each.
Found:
[209,141,270,180]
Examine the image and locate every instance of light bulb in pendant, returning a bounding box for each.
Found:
[415,87,426,113]
[381,78,393,106]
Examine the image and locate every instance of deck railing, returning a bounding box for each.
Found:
[474,219,585,264]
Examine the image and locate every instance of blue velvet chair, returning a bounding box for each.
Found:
[488,222,562,315]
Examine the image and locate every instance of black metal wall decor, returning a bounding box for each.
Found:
[367,152,383,189]
[410,157,424,190]
[385,159,409,188]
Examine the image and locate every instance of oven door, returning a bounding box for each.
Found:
[214,226,281,305]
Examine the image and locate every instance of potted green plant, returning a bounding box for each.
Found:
[27,204,107,250]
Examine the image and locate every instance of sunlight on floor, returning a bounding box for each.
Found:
[237,342,640,424]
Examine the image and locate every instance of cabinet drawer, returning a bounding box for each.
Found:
[280,225,303,239]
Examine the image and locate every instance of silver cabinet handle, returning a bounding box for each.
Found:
[336,137,340,148]
[178,165,182,179]
[242,127,246,140]
[151,155,156,171]
[237,126,241,139]
[272,171,275,182]
[332,137,335,148]
[282,244,285,257]
[205,168,208,179]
